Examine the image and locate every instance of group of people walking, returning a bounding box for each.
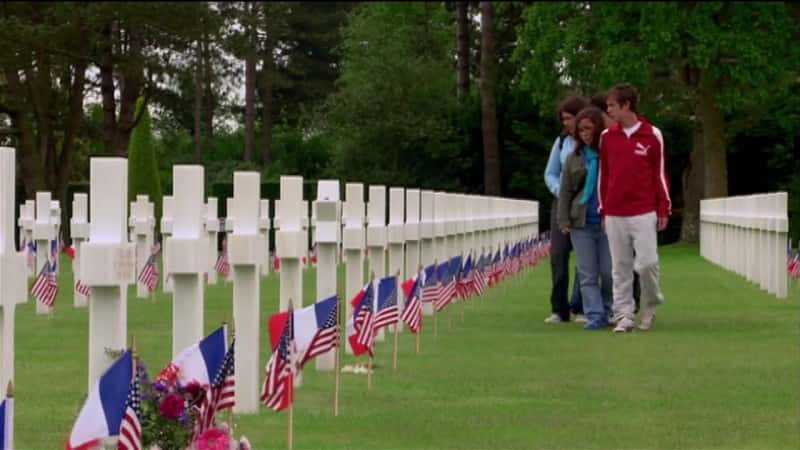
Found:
[543,84,671,333]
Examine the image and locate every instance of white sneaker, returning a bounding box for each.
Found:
[607,315,618,325]
[544,314,565,324]
[613,320,634,333]
[638,306,656,331]
[572,314,588,323]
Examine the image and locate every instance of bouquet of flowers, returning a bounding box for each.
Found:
[136,361,251,450]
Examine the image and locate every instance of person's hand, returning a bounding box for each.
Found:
[560,226,570,235]
[657,216,668,231]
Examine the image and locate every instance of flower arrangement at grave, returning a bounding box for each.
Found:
[136,361,251,450]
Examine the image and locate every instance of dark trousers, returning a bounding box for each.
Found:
[549,198,582,320]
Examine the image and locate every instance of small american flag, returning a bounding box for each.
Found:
[75,279,91,298]
[26,241,35,270]
[456,255,474,300]
[31,259,58,307]
[473,255,487,296]
[354,285,376,356]
[197,339,235,433]
[400,273,422,334]
[138,243,161,292]
[118,367,142,450]
[215,238,230,279]
[261,314,294,412]
[373,277,399,331]
[419,264,439,304]
[434,262,453,312]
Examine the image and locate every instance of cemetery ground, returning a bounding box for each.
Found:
[12,244,800,449]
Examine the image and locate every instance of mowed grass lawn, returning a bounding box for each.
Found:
[12,244,800,449]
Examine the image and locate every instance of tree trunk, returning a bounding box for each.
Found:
[680,122,705,242]
[457,2,470,98]
[479,1,501,195]
[699,83,728,199]
[243,15,256,163]
[194,39,203,164]
[260,41,274,166]
[99,22,146,156]
[202,35,214,146]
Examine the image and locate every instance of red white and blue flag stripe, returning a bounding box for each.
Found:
[67,351,135,450]
[374,276,399,331]
[154,325,229,388]
[295,296,339,367]
[347,282,376,357]
[400,272,422,333]
[261,311,294,412]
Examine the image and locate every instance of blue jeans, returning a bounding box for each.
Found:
[570,224,613,326]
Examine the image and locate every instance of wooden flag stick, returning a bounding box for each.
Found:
[288,399,294,450]
[448,307,452,332]
[392,320,399,371]
[228,320,235,429]
[367,356,373,390]
[333,293,341,417]
[392,271,400,371]
[415,264,423,355]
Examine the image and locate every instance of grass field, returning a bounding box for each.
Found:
[12,243,800,449]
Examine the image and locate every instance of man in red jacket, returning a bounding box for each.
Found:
[599,84,670,333]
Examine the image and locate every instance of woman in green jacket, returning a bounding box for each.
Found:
[557,107,613,329]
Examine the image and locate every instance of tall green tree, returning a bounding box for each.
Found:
[515,2,799,241]
[128,97,163,225]
[0,2,90,214]
[480,2,501,195]
[324,2,461,188]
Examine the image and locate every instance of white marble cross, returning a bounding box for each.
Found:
[71,193,90,307]
[0,147,29,397]
[224,197,236,282]
[204,197,219,285]
[81,158,135,389]
[17,200,34,278]
[165,166,206,357]
[367,186,387,341]
[405,189,420,308]
[419,191,435,316]
[387,187,405,333]
[161,196,174,292]
[229,172,263,414]
[129,195,153,298]
[33,192,55,315]
[314,180,340,371]
[342,183,365,355]
[259,199,271,277]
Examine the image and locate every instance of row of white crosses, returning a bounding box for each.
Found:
[700,192,789,299]
[2,154,539,422]
[129,195,155,298]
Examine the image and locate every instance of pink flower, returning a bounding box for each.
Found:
[159,394,185,420]
[195,427,231,450]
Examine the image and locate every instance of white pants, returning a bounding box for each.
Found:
[605,212,664,325]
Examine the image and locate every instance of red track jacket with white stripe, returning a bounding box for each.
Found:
[598,117,672,219]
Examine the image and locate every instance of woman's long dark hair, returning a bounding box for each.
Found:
[572,107,606,153]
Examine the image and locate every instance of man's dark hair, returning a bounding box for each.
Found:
[607,84,639,113]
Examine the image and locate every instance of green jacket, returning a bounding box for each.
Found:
[557,149,589,229]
